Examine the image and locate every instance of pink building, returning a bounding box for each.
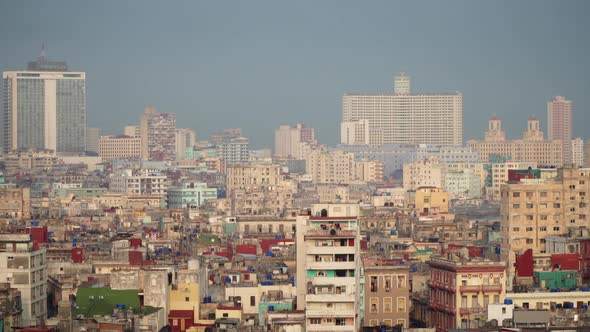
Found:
[547,96,573,164]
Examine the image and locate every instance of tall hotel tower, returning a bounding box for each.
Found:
[341,73,462,146]
[2,48,86,153]
[547,96,573,164]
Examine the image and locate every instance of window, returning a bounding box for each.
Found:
[494,295,500,303]
[310,318,321,325]
[554,203,561,208]
[513,192,521,198]
[250,296,256,306]
[384,276,391,292]
[397,297,406,312]
[370,276,378,292]
[370,298,378,313]
[540,203,547,209]
[223,313,228,318]
[553,227,560,231]
[383,298,392,313]
[397,275,406,288]
[540,215,548,221]
[526,215,533,221]
[540,191,547,197]
[526,227,533,232]
[502,307,506,314]
[513,227,520,232]
[526,203,533,209]
[185,297,190,302]
[513,204,520,209]
[513,215,521,221]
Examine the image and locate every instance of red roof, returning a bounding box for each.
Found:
[169,310,194,318]
[236,244,257,255]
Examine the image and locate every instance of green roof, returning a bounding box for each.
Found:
[75,288,140,317]
[197,234,220,245]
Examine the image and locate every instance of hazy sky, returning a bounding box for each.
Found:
[1,1,589,148]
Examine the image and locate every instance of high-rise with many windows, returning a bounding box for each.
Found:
[2,54,86,154]
[341,73,462,146]
[139,106,176,161]
[547,96,573,164]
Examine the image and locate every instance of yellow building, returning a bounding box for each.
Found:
[226,163,282,193]
[169,283,200,322]
[98,135,142,161]
[500,167,590,285]
[410,187,450,215]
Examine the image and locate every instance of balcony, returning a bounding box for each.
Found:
[459,285,481,293]
[481,284,503,293]
[459,306,486,315]
[307,246,355,255]
[306,294,355,303]
[305,230,356,239]
[307,261,356,271]
[306,309,355,317]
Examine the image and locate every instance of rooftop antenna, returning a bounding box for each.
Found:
[39,43,46,63]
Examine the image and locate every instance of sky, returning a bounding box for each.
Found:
[1,1,589,148]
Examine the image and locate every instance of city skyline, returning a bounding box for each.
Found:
[1,1,589,148]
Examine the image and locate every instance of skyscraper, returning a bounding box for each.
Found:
[547,96,573,164]
[139,106,176,161]
[341,73,462,146]
[2,51,86,153]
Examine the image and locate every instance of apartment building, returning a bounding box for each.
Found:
[467,117,563,167]
[0,188,31,220]
[428,255,506,331]
[572,138,585,167]
[305,150,358,184]
[3,150,57,175]
[98,135,142,161]
[403,158,445,191]
[110,169,168,197]
[0,234,48,327]
[226,163,282,193]
[296,204,361,332]
[175,128,196,161]
[500,167,590,284]
[167,182,217,210]
[216,137,249,166]
[274,124,316,159]
[487,161,537,201]
[341,73,462,146]
[362,258,410,328]
[140,106,176,161]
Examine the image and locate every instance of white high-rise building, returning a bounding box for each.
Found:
[296,204,361,332]
[547,96,573,164]
[341,73,462,146]
[572,138,585,167]
[2,54,86,153]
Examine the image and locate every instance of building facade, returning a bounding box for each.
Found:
[467,117,563,167]
[427,256,506,331]
[363,259,410,328]
[167,182,217,209]
[274,123,316,159]
[547,96,573,164]
[341,73,462,146]
[226,163,282,193]
[572,138,585,167]
[0,234,48,327]
[110,169,168,197]
[175,128,196,161]
[0,187,31,219]
[500,167,590,284]
[216,137,249,166]
[2,65,86,153]
[140,107,176,161]
[296,204,361,332]
[98,135,142,162]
